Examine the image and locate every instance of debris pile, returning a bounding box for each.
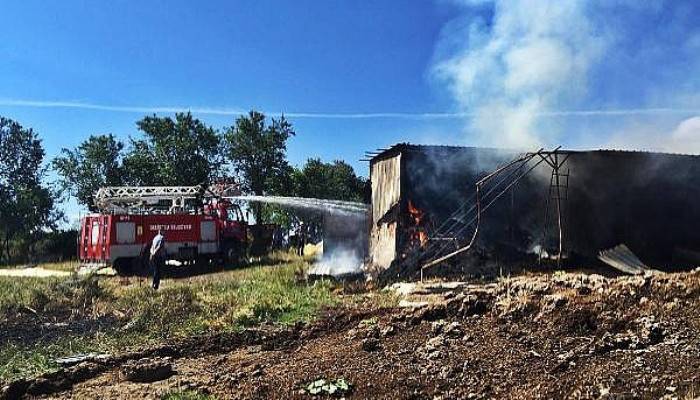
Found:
[120,357,174,383]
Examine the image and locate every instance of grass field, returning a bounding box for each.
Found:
[0,253,394,384]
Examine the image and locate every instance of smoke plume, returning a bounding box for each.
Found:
[433,0,700,153]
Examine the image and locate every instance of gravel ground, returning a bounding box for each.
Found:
[11,269,700,400]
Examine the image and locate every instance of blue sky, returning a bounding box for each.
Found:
[0,0,462,175]
[2,1,700,220]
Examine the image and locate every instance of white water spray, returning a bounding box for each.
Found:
[229,195,368,217]
[231,195,368,277]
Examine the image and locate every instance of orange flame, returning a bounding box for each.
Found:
[417,231,428,246]
[408,200,424,223]
[407,200,428,247]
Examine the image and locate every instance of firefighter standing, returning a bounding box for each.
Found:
[296,222,306,256]
[150,229,166,290]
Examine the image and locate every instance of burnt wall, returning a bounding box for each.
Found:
[565,151,700,267]
[400,146,541,261]
[395,145,700,270]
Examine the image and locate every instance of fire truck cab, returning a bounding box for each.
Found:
[78,185,247,272]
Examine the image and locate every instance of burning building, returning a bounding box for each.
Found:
[367,143,700,279]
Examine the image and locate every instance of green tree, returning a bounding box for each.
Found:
[263,159,366,231]
[13,185,58,260]
[53,134,125,210]
[123,112,222,186]
[294,158,366,202]
[0,117,58,262]
[224,111,295,223]
[121,139,160,185]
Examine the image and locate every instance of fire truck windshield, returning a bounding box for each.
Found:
[226,205,245,222]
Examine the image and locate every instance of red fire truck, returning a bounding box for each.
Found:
[78,184,248,272]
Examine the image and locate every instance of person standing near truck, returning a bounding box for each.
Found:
[150,229,166,290]
[296,221,307,256]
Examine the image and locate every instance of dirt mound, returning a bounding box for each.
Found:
[12,269,700,399]
[121,358,174,383]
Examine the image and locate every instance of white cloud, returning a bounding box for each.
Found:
[667,116,700,154]
[2,97,699,121]
[0,98,247,116]
[601,116,700,155]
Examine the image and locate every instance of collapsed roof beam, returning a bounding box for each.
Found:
[419,147,552,277]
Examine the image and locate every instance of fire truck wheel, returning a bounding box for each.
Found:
[223,241,242,267]
[113,258,132,275]
[195,256,211,269]
[141,259,152,276]
[136,252,151,277]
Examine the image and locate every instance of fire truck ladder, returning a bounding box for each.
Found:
[95,184,240,213]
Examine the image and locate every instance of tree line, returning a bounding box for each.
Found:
[0,111,366,263]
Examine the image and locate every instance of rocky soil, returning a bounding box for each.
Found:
[5,269,700,399]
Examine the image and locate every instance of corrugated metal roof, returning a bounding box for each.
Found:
[368,143,700,163]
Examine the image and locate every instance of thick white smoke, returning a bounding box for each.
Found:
[433,0,700,153]
[434,0,605,148]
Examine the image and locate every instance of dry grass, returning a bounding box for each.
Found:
[0,260,79,272]
[0,255,354,383]
[39,260,81,272]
